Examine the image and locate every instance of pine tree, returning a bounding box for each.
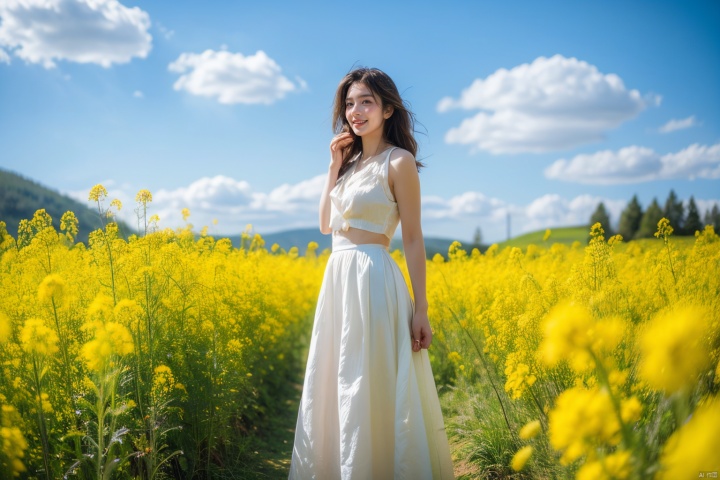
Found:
[685,196,702,235]
[705,203,720,231]
[590,202,613,236]
[637,198,664,238]
[471,227,483,249]
[663,189,685,234]
[618,195,643,240]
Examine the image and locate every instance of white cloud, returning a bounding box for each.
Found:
[168,49,302,105]
[545,142,720,184]
[0,48,10,64]
[68,174,325,235]
[67,177,719,244]
[438,54,656,154]
[659,115,699,133]
[0,0,152,69]
[156,21,174,40]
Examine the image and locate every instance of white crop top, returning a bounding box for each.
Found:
[329,147,400,240]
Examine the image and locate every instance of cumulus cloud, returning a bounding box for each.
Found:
[168,49,302,105]
[68,176,719,243]
[0,0,152,69]
[545,142,720,184]
[438,55,657,154]
[68,174,326,235]
[659,115,699,133]
[0,48,9,64]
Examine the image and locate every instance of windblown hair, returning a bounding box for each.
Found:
[332,67,422,177]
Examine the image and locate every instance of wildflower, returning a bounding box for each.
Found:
[511,445,533,471]
[543,229,551,242]
[0,311,10,343]
[86,294,114,323]
[519,420,541,440]
[113,299,143,328]
[152,365,178,400]
[271,243,280,253]
[608,234,623,246]
[60,211,79,240]
[656,397,720,479]
[504,363,537,400]
[110,198,123,211]
[654,217,673,239]
[37,274,66,305]
[639,305,711,393]
[539,302,593,367]
[548,386,621,463]
[135,189,153,204]
[81,321,134,371]
[20,318,59,356]
[88,184,108,202]
[1,405,28,476]
[181,208,191,221]
[577,450,631,480]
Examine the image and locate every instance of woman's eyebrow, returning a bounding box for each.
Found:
[346,93,374,100]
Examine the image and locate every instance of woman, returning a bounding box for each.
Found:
[289,67,454,479]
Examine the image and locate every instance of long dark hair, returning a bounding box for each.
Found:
[332,67,423,177]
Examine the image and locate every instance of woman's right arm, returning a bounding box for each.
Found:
[319,133,353,234]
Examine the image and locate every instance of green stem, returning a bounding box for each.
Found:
[31,355,52,480]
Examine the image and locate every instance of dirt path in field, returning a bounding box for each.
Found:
[236,342,308,480]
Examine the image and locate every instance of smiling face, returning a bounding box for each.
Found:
[345,82,392,139]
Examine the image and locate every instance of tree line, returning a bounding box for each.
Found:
[590,190,720,239]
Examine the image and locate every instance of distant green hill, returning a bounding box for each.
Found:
[496,226,589,249]
[0,168,134,244]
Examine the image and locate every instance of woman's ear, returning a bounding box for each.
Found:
[384,105,394,119]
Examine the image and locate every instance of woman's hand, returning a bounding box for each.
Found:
[329,132,354,171]
[411,309,432,352]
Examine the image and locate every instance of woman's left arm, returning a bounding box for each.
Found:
[391,153,432,352]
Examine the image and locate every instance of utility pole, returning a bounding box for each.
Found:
[506,212,511,241]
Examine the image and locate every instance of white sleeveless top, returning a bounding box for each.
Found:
[329,147,400,240]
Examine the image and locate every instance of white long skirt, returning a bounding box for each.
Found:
[289,238,454,479]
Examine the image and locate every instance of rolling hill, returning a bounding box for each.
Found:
[0,168,135,244]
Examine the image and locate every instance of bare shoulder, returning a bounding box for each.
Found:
[388,147,419,178]
[387,147,419,192]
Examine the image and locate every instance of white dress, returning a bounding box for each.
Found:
[289,148,454,479]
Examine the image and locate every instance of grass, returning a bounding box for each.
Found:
[496,226,588,249]
[494,225,698,251]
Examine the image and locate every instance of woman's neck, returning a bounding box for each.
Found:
[360,133,387,161]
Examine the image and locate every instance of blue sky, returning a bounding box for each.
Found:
[1,0,718,242]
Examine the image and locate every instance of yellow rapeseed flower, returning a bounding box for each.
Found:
[86,294,114,323]
[181,208,191,221]
[640,305,712,393]
[511,445,533,471]
[539,302,593,367]
[135,189,153,204]
[1,404,28,476]
[519,420,541,440]
[88,184,108,202]
[113,299,143,328]
[577,450,631,480]
[656,397,720,479]
[0,311,10,343]
[19,318,59,356]
[548,386,621,464]
[81,321,134,371]
[37,274,66,305]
